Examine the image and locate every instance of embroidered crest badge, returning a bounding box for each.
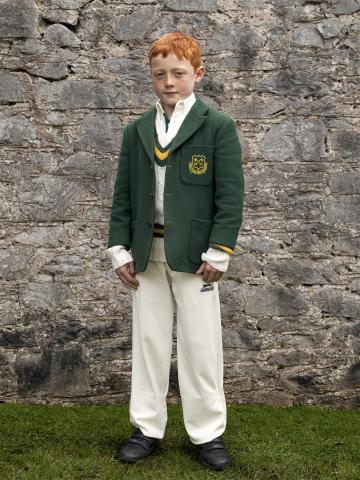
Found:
[188,154,208,175]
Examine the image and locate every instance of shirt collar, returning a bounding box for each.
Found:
[155,92,196,117]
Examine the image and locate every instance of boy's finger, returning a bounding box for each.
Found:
[120,273,138,289]
[202,270,211,282]
[205,272,214,283]
[123,279,137,289]
[122,270,139,286]
[196,262,206,274]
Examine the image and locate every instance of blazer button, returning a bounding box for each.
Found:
[149,193,154,199]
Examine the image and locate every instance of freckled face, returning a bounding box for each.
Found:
[150,52,204,112]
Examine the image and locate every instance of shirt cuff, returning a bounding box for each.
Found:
[201,247,230,273]
[106,245,134,270]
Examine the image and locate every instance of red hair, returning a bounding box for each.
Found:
[149,32,202,72]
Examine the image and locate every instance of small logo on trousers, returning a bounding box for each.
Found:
[200,283,214,292]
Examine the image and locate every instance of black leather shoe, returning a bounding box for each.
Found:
[197,435,231,470]
[117,427,160,463]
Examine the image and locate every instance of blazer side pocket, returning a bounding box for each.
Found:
[187,217,213,264]
[180,145,214,186]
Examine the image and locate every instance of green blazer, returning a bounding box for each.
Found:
[107,97,245,274]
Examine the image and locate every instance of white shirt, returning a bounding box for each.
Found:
[106,92,230,272]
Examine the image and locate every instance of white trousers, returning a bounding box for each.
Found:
[129,237,227,445]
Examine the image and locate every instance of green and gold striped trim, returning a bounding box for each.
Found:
[209,242,234,255]
[154,144,171,161]
[154,133,173,166]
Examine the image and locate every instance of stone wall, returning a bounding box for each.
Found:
[0,0,359,407]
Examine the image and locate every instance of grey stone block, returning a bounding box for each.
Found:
[0,115,36,145]
[0,72,30,103]
[262,119,326,162]
[79,0,110,45]
[0,247,32,281]
[329,172,360,194]
[0,327,36,347]
[43,24,81,47]
[18,175,82,221]
[15,346,90,395]
[26,62,69,80]
[112,6,159,41]
[19,282,73,308]
[164,0,217,11]
[331,130,360,159]
[333,236,360,255]
[334,0,360,15]
[316,18,343,39]
[343,362,360,388]
[259,69,330,97]
[208,24,263,65]
[15,352,51,393]
[42,255,83,276]
[35,79,127,110]
[293,25,324,47]
[42,7,79,26]
[43,0,91,7]
[76,114,124,153]
[324,195,360,225]
[264,258,338,286]
[245,285,309,317]
[0,0,38,38]
[223,326,262,350]
[14,226,66,248]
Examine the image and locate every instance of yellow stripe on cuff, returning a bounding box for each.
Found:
[211,243,234,255]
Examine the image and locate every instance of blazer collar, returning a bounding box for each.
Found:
[136,97,209,163]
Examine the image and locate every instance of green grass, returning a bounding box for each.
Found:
[0,402,359,479]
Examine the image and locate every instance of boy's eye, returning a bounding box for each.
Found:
[155,72,183,78]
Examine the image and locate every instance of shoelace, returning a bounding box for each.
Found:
[127,429,155,449]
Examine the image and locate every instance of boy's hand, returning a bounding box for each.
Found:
[115,261,139,290]
[196,261,223,283]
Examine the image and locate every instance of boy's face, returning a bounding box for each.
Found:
[150,52,205,114]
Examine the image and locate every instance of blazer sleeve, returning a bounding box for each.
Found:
[208,117,245,251]
[107,125,132,249]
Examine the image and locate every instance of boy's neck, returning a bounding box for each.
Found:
[160,101,174,120]
[159,92,194,120]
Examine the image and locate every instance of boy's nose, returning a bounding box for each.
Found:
[165,75,174,85]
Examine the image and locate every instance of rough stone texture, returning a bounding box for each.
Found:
[0,0,39,38]
[0,0,359,408]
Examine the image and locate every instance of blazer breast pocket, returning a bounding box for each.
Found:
[180,145,214,186]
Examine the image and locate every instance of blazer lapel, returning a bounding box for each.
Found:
[136,106,156,163]
[136,98,209,163]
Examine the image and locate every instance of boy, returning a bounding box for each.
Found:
[107,32,244,471]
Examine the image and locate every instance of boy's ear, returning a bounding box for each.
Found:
[195,65,205,80]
